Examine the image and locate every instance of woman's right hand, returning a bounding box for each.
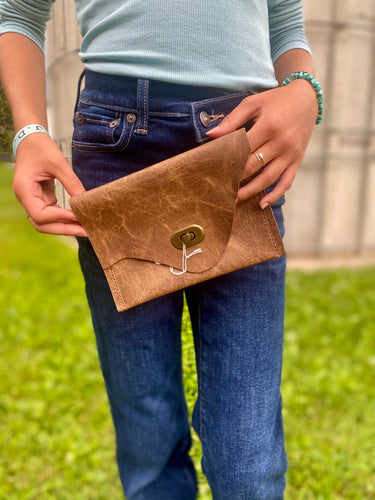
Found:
[12,133,87,236]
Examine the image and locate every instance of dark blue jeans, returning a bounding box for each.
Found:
[72,70,287,500]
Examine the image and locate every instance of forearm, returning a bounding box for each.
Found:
[273,48,318,120]
[208,48,319,205]
[273,48,314,84]
[0,32,48,131]
[0,32,85,236]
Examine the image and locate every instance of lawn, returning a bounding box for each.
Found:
[1,162,374,499]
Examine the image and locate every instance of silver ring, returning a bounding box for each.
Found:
[254,152,266,168]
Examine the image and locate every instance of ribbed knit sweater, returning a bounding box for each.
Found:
[0,0,311,92]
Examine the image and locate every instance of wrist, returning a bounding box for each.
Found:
[286,79,318,114]
[13,124,50,158]
[281,72,323,124]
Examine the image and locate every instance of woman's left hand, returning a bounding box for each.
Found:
[207,79,318,208]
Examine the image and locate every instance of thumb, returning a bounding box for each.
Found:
[57,158,86,198]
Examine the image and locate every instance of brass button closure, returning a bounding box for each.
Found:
[171,225,205,249]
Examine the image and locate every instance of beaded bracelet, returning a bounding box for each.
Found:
[281,71,323,125]
[12,124,50,158]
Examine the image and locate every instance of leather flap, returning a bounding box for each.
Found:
[70,128,252,273]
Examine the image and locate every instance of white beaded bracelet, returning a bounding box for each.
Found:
[12,124,50,158]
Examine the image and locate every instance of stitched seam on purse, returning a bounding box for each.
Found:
[109,268,126,310]
[257,194,281,257]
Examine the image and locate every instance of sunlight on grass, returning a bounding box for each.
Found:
[1,162,374,499]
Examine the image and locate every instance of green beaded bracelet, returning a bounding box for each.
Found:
[281,71,323,125]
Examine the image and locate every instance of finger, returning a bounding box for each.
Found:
[258,164,298,208]
[206,95,258,138]
[32,204,82,225]
[241,145,275,181]
[15,180,81,225]
[237,158,292,203]
[20,198,80,225]
[16,135,86,198]
[29,216,87,237]
[58,168,86,198]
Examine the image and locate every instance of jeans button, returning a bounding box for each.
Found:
[200,111,211,128]
[127,113,136,123]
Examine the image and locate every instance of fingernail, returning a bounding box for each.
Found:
[206,126,220,135]
[260,202,270,210]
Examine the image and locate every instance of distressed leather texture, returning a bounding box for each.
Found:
[70,128,285,311]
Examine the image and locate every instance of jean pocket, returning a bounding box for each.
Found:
[72,100,136,152]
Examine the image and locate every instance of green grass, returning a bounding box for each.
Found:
[1,162,375,499]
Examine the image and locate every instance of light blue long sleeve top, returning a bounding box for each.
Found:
[0,0,311,92]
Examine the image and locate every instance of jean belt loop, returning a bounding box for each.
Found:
[74,70,86,115]
[136,79,149,135]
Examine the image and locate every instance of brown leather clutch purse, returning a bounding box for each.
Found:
[70,128,285,311]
